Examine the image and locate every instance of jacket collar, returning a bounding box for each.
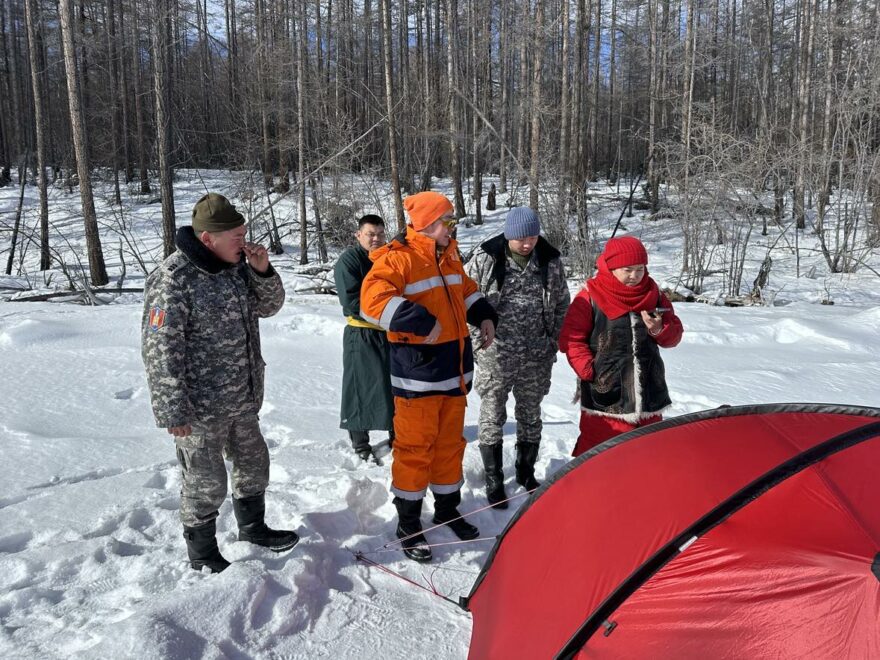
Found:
[480,232,560,267]
[371,225,461,262]
[175,226,239,274]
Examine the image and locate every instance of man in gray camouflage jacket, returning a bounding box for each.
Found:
[465,207,570,507]
[142,192,298,573]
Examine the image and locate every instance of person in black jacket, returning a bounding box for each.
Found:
[333,215,395,461]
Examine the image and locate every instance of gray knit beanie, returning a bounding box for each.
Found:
[503,207,541,239]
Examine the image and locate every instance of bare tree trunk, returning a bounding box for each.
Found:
[816,0,838,234]
[605,0,617,180]
[297,0,309,264]
[569,0,586,183]
[419,0,433,190]
[117,0,133,183]
[470,0,482,224]
[0,0,11,169]
[588,0,601,178]
[59,0,108,285]
[225,0,237,109]
[516,17,529,185]
[107,0,122,205]
[25,0,50,270]
[256,0,273,188]
[309,176,328,261]
[447,0,465,216]
[529,0,544,210]
[132,0,150,194]
[152,0,176,257]
[681,0,697,271]
[381,0,405,230]
[5,162,26,276]
[793,0,817,230]
[559,0,571,196]
[499,7,509,193]
[647,0,660,213]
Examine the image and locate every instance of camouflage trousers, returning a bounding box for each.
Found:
[174,414,270,527]
[474,351,555,447]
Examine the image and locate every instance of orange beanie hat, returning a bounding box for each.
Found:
[403,192,454,230]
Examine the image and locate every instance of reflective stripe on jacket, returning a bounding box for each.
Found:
[360,226,496,398]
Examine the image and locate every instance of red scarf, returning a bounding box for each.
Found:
[587,254,659,319]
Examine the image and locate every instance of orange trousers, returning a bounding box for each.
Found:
[391,395,466,499]
[573,412,662,457]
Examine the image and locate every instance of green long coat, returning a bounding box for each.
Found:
[334,245,394,432]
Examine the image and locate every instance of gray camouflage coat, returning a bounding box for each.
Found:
[142,227,285,428]
[465,233,570,360]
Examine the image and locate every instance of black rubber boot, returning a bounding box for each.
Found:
[183,520,230,573]
[233,493,300,552]
[432,490,480,541]
[394,497,432,562]
[479,444,508,509]
[515,442,541,492]
[349,430,372,461]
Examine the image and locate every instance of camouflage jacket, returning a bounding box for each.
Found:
[141,227,285,428]
[465,233,570,359]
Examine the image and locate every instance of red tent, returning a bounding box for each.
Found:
[464,404,880,659]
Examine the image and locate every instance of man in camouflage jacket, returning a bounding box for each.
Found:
[465,207,570,507]
[142,192,298,573]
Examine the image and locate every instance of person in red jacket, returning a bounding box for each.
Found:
[558,236,683,457]
[360,191,497,562]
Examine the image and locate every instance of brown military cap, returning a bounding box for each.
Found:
[192,193,245,233]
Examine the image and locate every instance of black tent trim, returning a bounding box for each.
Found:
[554,417,880,659]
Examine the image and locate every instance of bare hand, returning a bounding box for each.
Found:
[640,310,663,336]
[243,243,270,273]
[478,319,495,350]
[167,424,192,438]
[424,320,442,344]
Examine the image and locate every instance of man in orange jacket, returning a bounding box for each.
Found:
[361,191,497,562]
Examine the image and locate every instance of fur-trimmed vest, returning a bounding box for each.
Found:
[580,300,671,422]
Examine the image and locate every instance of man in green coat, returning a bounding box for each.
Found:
[333,214,395,461]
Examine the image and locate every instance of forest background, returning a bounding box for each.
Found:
[2,0,879,296]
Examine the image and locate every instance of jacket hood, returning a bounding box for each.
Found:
[480,232,560,266]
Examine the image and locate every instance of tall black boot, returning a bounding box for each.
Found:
[432,490,480,540]
[394,497,432,562]
[183,520,230,573]
[233,493,300,552]
[515,442,541,492]
[479,444,508,509]
[349,430,372,461]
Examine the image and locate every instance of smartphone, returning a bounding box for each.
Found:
[650,307,671,318]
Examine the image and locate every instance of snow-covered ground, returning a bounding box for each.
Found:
[1,173,879,658]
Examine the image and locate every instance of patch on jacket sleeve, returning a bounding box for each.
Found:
[148,306,167,332]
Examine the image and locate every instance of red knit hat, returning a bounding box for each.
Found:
[601,236,648,270]
[403,192,454,230]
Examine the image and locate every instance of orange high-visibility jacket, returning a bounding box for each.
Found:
[360,226,497,399]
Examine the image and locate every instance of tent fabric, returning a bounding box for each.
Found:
[464,404,880,659]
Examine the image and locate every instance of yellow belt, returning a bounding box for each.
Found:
[346,316,385,331]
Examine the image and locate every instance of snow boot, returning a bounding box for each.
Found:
[393,497,432,563]
[515,442,541,492]
[233,493,300,552]
[349,430,373,461]
[183,520,230,573]
[432,490,480,541]
[479,444,508,509]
